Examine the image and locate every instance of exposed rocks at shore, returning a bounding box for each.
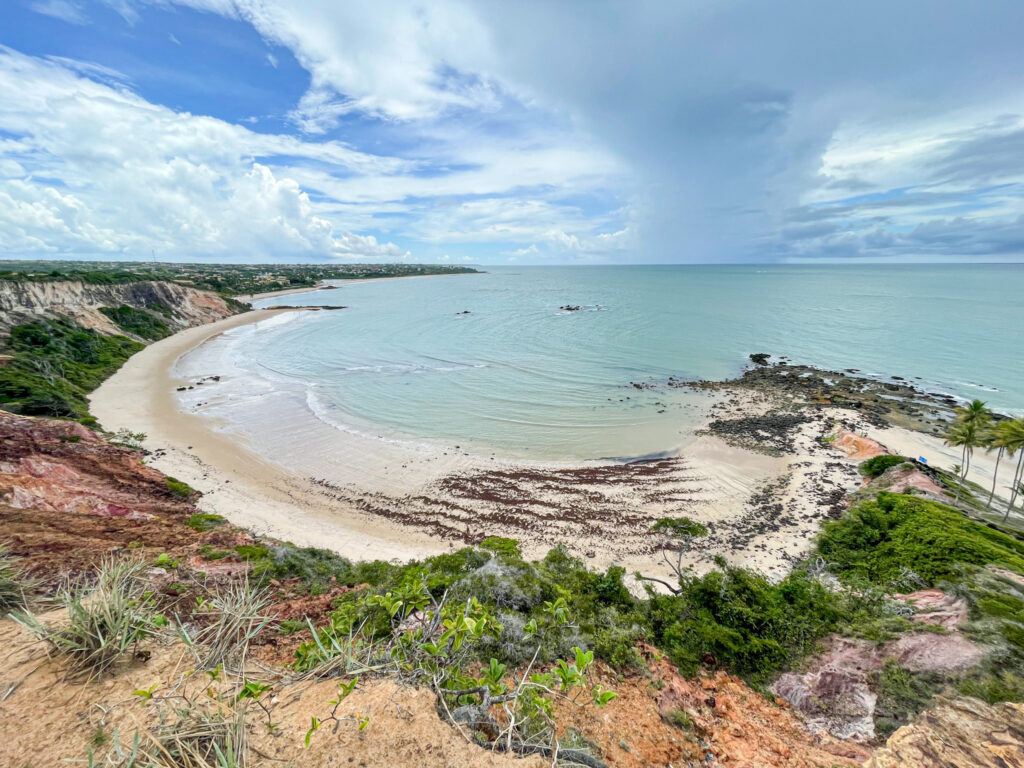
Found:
[672,360,977,436]
[704,412,811,455]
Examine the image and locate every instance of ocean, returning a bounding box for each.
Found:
[176,264,1023,462]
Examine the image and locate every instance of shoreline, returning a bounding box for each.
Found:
[91,290,1014,584]
[90,308,456,563]
[89,304,803,579]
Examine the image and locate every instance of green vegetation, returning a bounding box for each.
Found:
[0,260,479,297]
[859,454,911,478]
[188,513,227,532]
[815,490,1024,721]
[817,492,1024,585]
[646,561,841,681]
[223,542,367,593]
[165,477,197,499]
[0,317,143,421]
[13,560,158,678]
[0,543,30,614]
[98,305,170,340]
[872,660,941,736]
[650,516,708,538]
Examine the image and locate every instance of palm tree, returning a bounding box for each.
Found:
[945,420,980,503]
[944,400,992,503]
[956,399,993,435]
[986,422,1011,510]
[1002,418,1024,518]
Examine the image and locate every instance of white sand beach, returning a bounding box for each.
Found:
[91,292,999,585]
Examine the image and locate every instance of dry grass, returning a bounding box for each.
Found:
[182,576,273,672]
[13,558,156,679]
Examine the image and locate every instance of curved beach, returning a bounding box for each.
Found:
[91,275,1010,581]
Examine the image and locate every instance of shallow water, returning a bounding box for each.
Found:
[180,264,1023,461]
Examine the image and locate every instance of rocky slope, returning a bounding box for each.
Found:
[0,279,242,337]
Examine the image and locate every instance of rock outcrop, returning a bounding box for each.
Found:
[868,695,1024,767]
[0,279,241,336]
[774,588,985,742]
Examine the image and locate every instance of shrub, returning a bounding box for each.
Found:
[14,559,157,678]
[651,516,709,538]
[234,545,270,561]
[247,544,353,592]
[188,514,227,532]
[479,536,522,559]
[872,660,941,736]
[165,477,197,499]
[816,493,1024,586]
[98,305,170,341]
[859,455,911,478]
[0,317,143,420]
[645,565,841,682]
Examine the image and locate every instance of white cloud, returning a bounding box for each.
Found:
[0,48,408,260]
[29,0,87,25]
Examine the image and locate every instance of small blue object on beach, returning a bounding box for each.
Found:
[918,456,928,464]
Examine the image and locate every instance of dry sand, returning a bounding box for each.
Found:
[90,304,936,585]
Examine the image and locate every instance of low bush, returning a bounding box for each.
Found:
[188,513,227,532]
[859,454,911,478]
[645,562,841,682]
[816,492,1024,586]
[165,477,197,499]
[98,305,170,341]
[0,317,143,420]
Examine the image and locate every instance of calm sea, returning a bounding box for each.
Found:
[181,265,1023,461]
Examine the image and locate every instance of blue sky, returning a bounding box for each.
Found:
[2,0,1024,264]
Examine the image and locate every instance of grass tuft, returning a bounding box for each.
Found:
[14,559,156,679]
[0,542,31,614]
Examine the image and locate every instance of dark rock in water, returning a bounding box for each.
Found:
[749,353,771,366]
[456,310,471,315]
[560,304,582,311]
[319,285,338,290]
[176,386,186,391]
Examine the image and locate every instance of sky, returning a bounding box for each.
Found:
[2,1,1024,264]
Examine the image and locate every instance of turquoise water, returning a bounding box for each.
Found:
[234,265,1023,460]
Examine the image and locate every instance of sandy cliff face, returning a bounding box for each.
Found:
[0,279,241,336]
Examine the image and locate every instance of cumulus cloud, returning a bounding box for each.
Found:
[15,1,1024,262]
[0,47,408,260]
